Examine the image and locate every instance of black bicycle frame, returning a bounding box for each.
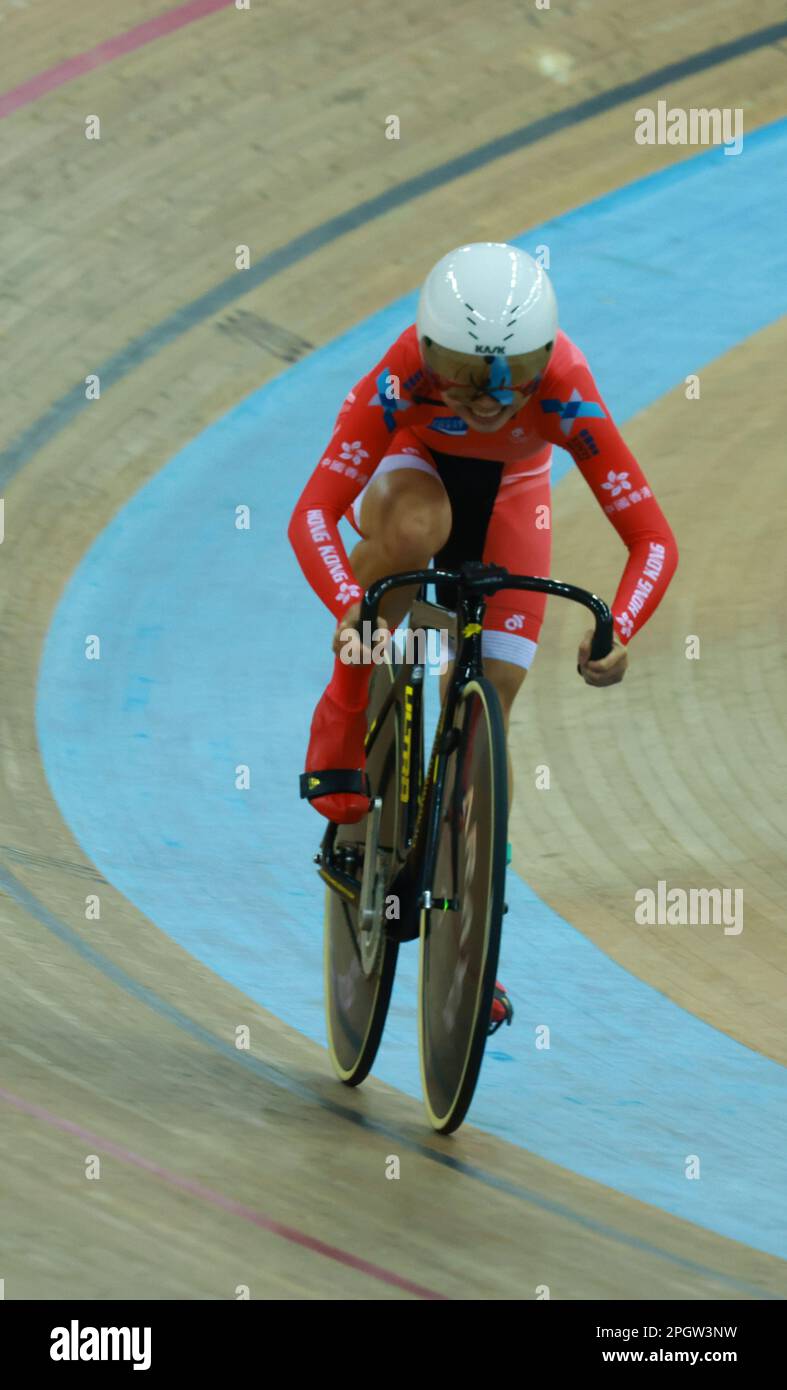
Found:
[317,563,613,939]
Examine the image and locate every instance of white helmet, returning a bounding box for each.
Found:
[416,242,557,397]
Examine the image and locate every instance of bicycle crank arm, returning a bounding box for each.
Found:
[358,796,383,930]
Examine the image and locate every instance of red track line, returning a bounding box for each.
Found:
[0,1086,448,1300]
[0,0,236,120]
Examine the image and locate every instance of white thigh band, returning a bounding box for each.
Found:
[444,628,538,670]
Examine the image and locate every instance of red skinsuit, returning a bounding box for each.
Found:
[289,326,678,649]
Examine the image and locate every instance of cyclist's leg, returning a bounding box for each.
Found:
[305,434,450,823]
[436,458,551,800]
[480,461,552,806]
[348,439,451,629]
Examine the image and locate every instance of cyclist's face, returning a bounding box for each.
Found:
[421,340,551,433]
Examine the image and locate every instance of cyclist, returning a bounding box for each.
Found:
[290,242,678,1027]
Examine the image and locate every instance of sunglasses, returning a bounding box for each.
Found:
[420,338,553,406]
[426,371,541,405]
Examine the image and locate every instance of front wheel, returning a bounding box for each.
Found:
[418,677,508,1133]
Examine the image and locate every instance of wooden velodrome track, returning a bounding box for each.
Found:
[1,0,786,1299]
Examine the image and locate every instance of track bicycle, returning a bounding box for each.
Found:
[304,561,612,1133]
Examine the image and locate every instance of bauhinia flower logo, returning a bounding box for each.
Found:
[336,580,362,605]
[601,470,631,498]
[616,610,634,638]
[340,440,370,466]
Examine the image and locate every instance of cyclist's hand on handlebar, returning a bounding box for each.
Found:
[332,602,361,656]
[577,628,628,687]
[332,603,390,661]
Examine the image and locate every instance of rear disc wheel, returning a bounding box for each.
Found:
[324,659,402,1086]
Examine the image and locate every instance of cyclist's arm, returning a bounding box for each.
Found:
[540,357,678,644]
[288,335,419,618]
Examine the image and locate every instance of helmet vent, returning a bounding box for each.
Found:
[464,298,490,342]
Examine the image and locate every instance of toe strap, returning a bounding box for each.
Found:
[299,769,371,802]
